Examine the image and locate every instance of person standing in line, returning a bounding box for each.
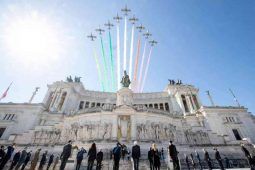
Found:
[195,150,203,170]
[0,146,5,163]
[21,151,32,170]
[30,148,41,170]
[52,155,60,170]
[132,141,141,170]
[38,150,47,170]
[214,148,224,170]
[60,140,73,170]
[190,153,196,170]
[161,148,164,160]
[203,149,212,170]
[184,154,190,170]
[241,143,253,168]
[151,143,160,170]
[46,154,54,170]
[9,150,21,170]
[15,147,27,170]
[0,143,15,170]
[76,147,86,170]
[168,141,180,170]
[148,147,154,170]
[87,143,97,170]
[96,149,103,170]
[112,142,122,170]
[121,144,127,161]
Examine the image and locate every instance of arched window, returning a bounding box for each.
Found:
[46,92,54,109]
[154,104,158,109]
[165,103,169,111]
[181,95,189,112]
[149,104,153,108]
[85,102,90,108]
[160,103,164,110]
[79,101,84,110]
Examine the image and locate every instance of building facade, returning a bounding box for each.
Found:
[0,79,254,147]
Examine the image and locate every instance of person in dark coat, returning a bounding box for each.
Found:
[121,144,127,161]
[21,151,31,170]
[190,153,196,170]
[148,147,154,170]
[168,141,180,170]
[214,148,224,170]
[38,150,48,170]
[60,140,72,170]
[76,148,86,170]
[15,147,27,170]
[112,142,122,170]
[96,149,103,170]
[195,150,202,170]
[184,154,190,170]
[0,146,5,163]
[132,141,141,170]
[0,143,15,170]
[151,143,160,170]
[46,154,54,170]
[241,143,253,168]
[87,143,97,170]
[203,149,212,170]
[9,151,21,170]
[161,148,164,160]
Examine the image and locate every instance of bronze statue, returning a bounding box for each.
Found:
[121,71,131,87]
[66,76,73,82]
[74,76,82,83]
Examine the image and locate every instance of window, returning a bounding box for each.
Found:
[145,104,148,107]
[154,104,158,109]
[232,129,242,140]
[79,101,84,110]
[96,103,101,107]
[165,103,169,111]
[58,92,67,111]
[192,95,200,109]
[189,96,195,110]
[149,104,153,108]
[160,103,164,110]
[85,102,90,108]
[2,114,15,121]
[0,128,6,138]
[10,114,15,120]
[181,95,189,112]
[91,102,95,107]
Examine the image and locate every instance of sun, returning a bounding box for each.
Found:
[3,12,61,68]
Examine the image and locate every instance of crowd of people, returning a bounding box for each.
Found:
[0,140,253,170]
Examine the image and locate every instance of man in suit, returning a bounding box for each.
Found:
[132,141,141,170]
[168,141,180,170]
[60,140,72,170]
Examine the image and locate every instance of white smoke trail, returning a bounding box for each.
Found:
[128,24,135,80]
[137,41,147,92]
[117,25,121,90]
[123,16,127,71]
[141,47,152,92]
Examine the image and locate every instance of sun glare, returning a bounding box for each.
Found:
[3,12,61,68]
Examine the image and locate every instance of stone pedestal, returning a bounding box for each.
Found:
[116,88,133,106]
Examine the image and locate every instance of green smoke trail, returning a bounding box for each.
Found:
[93,49,105,91]
[109,31,115,91]
[100,36,109,91]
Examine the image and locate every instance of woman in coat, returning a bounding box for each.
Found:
[87,143,97,170]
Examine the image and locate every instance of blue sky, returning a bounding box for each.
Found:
[0,0,254,113]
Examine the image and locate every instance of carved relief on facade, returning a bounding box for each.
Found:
[184,129,210,145]
[32,122,112,144]
[136,121,176,141]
